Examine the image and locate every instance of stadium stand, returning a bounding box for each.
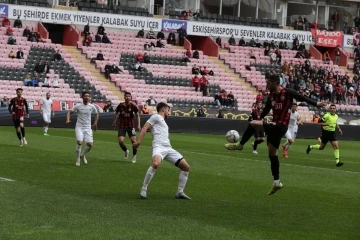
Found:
[77,1,151,16]
[16,0,51,8]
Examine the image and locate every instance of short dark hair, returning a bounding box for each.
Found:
[124,92,131,96]
[156,102,169,112]
[292,102,298,106]
[266,73,280,85]
[330,104,336,108]
[82,91,90,97]
[16,88,23,92]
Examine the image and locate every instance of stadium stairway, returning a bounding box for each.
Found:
[210,56,258,96]
[64,46,125,101]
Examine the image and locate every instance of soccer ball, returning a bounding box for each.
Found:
[226,130,240,143]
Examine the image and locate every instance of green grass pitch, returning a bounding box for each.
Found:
[0,126,359,240]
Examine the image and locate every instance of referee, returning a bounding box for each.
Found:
[306,104,343,167]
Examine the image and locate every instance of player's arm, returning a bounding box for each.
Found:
[136,112,141,131]
[112,107,119,129]
[40,100,43,115]
[317,114,329,126]
[66,105,77,123]
[24,99,29,118]
[92,107,99,131]
[297,115,303,125]
[133,122,151,149]
[337,123,342,135]
[286,88,326,108]
[260,98,271,119]
[8,100,13,114]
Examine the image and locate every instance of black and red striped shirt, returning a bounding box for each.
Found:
[261,88,317,126]
[249,108,262,121]
[115,102,139,129]
[8,97,29,120]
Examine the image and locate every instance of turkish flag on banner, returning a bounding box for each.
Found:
[311,29,343,48]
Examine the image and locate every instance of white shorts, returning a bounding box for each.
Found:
[152,147,183,166]
[285,127,297,140]
[75,127,93,143]
[43,113,51,123]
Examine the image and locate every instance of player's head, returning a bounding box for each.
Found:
[265,73,280,92]
[124,92,131,103]
[16,88,23,97]
[46,92,51,99]
[256,101,262,109]
[329,104,336,114]
[291,103,297,112]
[82,91,91,104]
[156,102,170,118]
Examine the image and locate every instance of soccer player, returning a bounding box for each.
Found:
[112,92,141,163]
[66,92,99,167]
[251,101,265,154]
[282,103,301,158]
[133,102,191,200]
[8,88,29,146]
[306,104,343,167]
[40,92,54,136]
[225,74,325,195]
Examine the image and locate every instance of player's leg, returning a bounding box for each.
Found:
[80,129,93,164]
[129,128,137,163]
[118,129,129,159]
[307,132,328,154]
[13,119,22,146]
[43,113,51,135]
[330,140,343,167]
[282,129,293,158]
[225,120,260,150]
[19,121,27,144]
[140,150,164,198]
[75,128,84,166]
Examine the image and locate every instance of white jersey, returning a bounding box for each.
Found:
[41,98,53,114]
[147,114,171,148]
[72,103,98,129]
[288,111,300,129]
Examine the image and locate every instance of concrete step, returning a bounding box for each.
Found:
[63,46,124,101]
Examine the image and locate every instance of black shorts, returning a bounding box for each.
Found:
[254,130,265,138]
[13,118,23,128]
[263,122,288,149]
[118,128,136,137]
[321,130,337,144]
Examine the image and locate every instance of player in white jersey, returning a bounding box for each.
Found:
[133,102,191,200]
[40,93,54,136]
[282,103,301,158]
[66,92,99,166]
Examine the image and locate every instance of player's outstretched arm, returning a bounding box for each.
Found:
[133,122,151,149]
[92,111,99,131]
[66,110,73,123]
[287,88,326,108]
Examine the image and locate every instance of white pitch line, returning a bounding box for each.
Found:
[0,177,15,182]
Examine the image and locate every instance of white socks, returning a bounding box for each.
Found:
[76,145,82,159]
[178,171,189,193]
[283,141,291,151]
[44,127,48,133]
[142,166,156,190]
[81,146,91,157]
[274,179,280,185]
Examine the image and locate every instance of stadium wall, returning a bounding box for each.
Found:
[1,110,360,141]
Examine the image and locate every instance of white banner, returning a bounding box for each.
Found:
[187,21,315,44]
[4,4,162,31]
[343,34,355,48]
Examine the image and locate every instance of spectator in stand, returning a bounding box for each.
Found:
[136,28,145,38]
[27,32,36,42]
[34,61,44,73]
[43,62,51,74]
[157,29,165,40]
[23,27,31,38]
[102,33,112,44]
[193,49,200,59]
[2,17,10,27]
[53,50,62,61]
[216,36,222,47]
[177,25,187,46]
[214,92,222,106]
[239,37,245,46]
[156,39,164,48]
[249,38,256,47]
[202,66,210,75]
[1,96,10,108]
[83,33,92,46]
[103,100,115,112]
[167,31,176,45]
[136,52,144,62]
[354,16,360,31]
[346,87,356,105]
[180,11,188,20]
[7,35,16,45]
[256,91,264,103]
[146,29,156,39]
[132,61,144,71]
[228,35,236,46]
[144,41,154,51]
[221,91,229,106]
[43,76,50,88]
[53,76,59,88]
[97,24,105,35]
[255,39,262,48]
[14,16,22,28]
[276,50,282,65]
[331,11,339,30]
[249,50,256,63]
[323,51,331,64]
[264,46,270,56]
[292,37,299,50]
[200,75,208,96]
[32,75,39,87]
[185,49,192,58]
[279,41,285,49]
[141,103,150,114]
[191,74,200,92]
[91,50,104,63]
[95,33,102,43]
[295,51,304,59]
[24,74,32,86]
[16,48,24,59]
[8,50,15,59]
[182,53,191,62]
[298,42,306,51]
[193,10,200,20]
[227,91,235,107]
[356,85,360,104]
[146,96,157,106]
[335,83,343,104]
[296,15,305,30]
[83,23,90,36]
[192,64,199,75]
[197,105,206,117]
[6,26,13,36]
[217,106,224,118]
[312,21,318,29]
[143,53,150,63]
[335,47,340,65]
[343,13,349,32]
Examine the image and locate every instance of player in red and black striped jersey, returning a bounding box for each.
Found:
[226,73,326,195]
[8,88,29,146]
[250,101,265,154]
[112,92,141,163]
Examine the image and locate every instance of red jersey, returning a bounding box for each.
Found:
[250,108,262,121]
[8,97,28,120]
[261,88,316,126]
[115,102,139,129]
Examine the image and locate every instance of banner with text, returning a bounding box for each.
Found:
[186,21,315,44]
[1,4,161,31]
[311,29,343,48]
[161,19,187,32]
